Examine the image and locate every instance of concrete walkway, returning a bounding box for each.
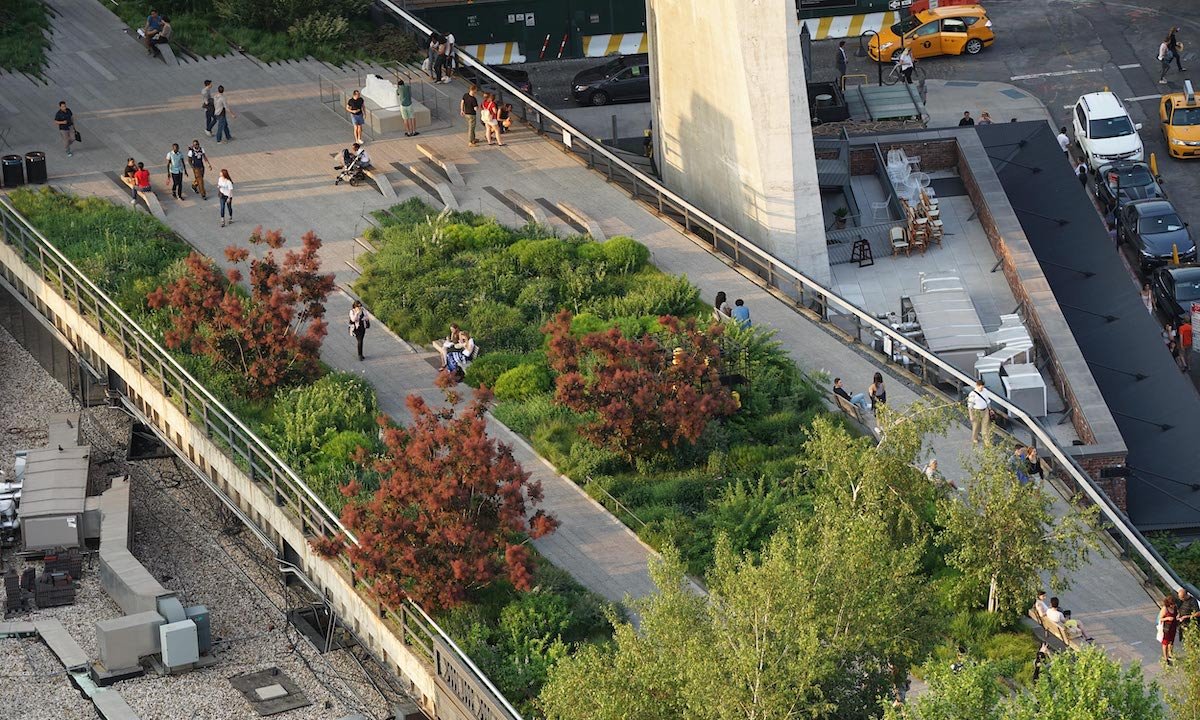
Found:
[0,0,1164,674]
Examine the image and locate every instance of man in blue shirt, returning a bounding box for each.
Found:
[731,298,751,328]
[165,143,186,200]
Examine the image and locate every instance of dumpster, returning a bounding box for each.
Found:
[24,151,47,184]
[1,154,23,187]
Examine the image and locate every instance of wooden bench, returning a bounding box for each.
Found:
[120,176,166,220]
[416,143,464,186]
[361,167,397,199]
[557,201,606,241]
[408,162,458,210]
[1027,607,1087,650]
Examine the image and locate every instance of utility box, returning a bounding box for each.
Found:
[160,619,199,668]
[185,606,211,655]
[97,611,166,672]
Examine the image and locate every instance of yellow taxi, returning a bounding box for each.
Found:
[868,6,995,63]
[1160,81,1200,158]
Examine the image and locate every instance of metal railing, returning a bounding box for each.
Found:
[0,197,523,720]
[376,0,1196,600]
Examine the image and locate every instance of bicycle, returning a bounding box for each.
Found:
[882,60,927,86]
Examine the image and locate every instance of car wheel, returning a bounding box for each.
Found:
[589,91,610,107]
[965,38,983,55]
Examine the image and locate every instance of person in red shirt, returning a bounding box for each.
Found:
[131,162,151,204]
[1179,321,1193,372]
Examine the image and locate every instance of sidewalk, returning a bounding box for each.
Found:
[0,0,1164,674]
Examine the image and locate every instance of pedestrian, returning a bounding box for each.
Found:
[213,85,235,143]
[432,34,448,83]
[1178,320,1192,372]
[165,143,186,200]
[460,84,479,147]
[481,92,503,146]
[346,89,365,144]
[53,100,75,157]
[1025,445,1045,484]
[1160,36,1173,84]
[1056,126,1070,154]
[1177,587,1199,643]
[958,110,975,126]
[427,34,441,79]
[836,40,848,79]
[868,372,887,411]
[966,378,991,447]
[1142,282,1153,314]
[443,32,456,82]
[1011,444,1031,484]
[187,139,212,199]
[398,79,418,137]
[217,169,234,227]
[1169,26,1186,72]
[1076,161,1089,186]
[898,47,915,84]
[201,79,216,136]
[978,111,994,125]
[731,298,751,327]
[348,300,370,361]
[1160,594,1180,664]
[132,162,151,204]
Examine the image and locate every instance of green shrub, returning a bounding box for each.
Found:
[590,272,699,319]
[0,0,51,74]
[262,373,378,461]
[494,364,552,401]
[288,13,349,44]
[464,352,526,389]
[601,236,650,273]
[531,417,579,468]
[492,394,572,437]
[510,238,574,275]
[467,300,539,353]
[562,441,625,479]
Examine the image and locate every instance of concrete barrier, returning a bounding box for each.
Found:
[408,162,459,210]
[416,143,465,186]
[120,176,166,221]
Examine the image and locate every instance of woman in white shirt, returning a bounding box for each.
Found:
[898,47,915,84]
[217,169,234,227]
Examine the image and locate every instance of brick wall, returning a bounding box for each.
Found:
[849,139,957,176]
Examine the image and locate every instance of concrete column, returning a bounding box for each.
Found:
[647,0,830,284]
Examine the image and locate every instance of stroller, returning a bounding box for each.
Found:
[334,148,367,187]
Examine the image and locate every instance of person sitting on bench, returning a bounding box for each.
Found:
[149,16,172,57]
[143,10,162,48]
[833,377,871,415]
[339,142,372,170]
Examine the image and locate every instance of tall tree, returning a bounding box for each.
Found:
[147,227,334,397]
[544,310,738,460]
[938,448,1098,618]
[315,390,558,610]
[881,659,1005,720]
[1167,629,1200,720]
[1002,645,1163,720]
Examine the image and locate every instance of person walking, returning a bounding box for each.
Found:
[348,300,370,361]
[213,85,235,143]
[427,34,441,79]
[1076,160,1089,186]
[481,92,503,146]
[1160,36,1174,84]
[432,34,448,83]
[1178,320,1193,372]
[217,169,234,227]
[460,84,479,147]
[1160,594,1180,664]
[443,32,456,82]
[967,378,992,447]
[165,143,186,200]
[201,80,216,136]
[1169,26,1186,72]
[1057,126,1071,154]
[1142,282,1154,313]
[346,89,365,144]
[835,40,848,79]
[54,101,75,157]
[958,111,975,126]
[398,79,418,137]
[132,162,151,204]
[187,139,212,199]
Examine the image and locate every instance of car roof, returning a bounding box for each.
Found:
[916,6,987,20]
[1079,92,1128,118]
[1099,161,1151,174]
[1129,199,1177,216]
[1164,265,1200,280]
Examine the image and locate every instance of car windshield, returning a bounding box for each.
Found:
[1107,167,1153,189]
[891,16,922,35]
[1171,107,1200,126]
[597,58,625,75]
[1176,277,1200,301]
[1089,116,1135,139]
[1139,213,1185,234]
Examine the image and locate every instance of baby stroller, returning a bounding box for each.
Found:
[334,148,366,187]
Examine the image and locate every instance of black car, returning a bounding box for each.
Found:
[1093,161,1165,212]
[456,64,533,103]
[571,54,650,106]
[1151,265,1200,323]
[1117,199,1197,272]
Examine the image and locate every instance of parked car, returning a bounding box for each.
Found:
[1093,161,1165,213]
[572,54,650,106]
[1151,265,1200,323]
[1072,92,1144,170]
[1159,80,1200,159]
[867,6,994,62]
[456,64,533,103]
[1117,199,1196,272]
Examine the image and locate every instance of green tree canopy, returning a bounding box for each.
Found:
[882,659,1005,720]
[1003,645,1162,720]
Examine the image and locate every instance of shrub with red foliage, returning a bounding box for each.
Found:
[147,228,334,398]
[315,390,558,610]
[543,310,738,460]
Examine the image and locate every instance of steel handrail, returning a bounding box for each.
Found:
[0,196,356,545]
[379,0,1188,596]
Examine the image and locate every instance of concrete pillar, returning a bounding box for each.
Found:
[647,0,830,284]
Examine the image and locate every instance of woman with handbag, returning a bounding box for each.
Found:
[480,92,503,146]
[1160,594,1180,664]
[348,300,370,361]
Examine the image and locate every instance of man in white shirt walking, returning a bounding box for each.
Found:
[1056,126,1070,154]
[967,378,992,447]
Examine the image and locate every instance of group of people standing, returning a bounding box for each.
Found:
[427,32,457,84]
[459,85,512,147]
[1158,586,1199,664]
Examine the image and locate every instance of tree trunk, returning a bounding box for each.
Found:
[987,575,999,613]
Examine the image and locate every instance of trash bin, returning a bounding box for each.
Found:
[24,151,47,184]
[1,154,23,187]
